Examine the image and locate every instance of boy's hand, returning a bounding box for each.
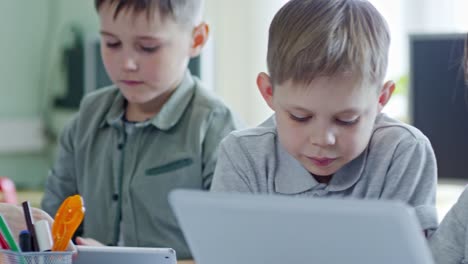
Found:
[75,236,105,246]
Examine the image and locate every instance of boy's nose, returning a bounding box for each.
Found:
[122,57,138,71]
[310,129,336,147]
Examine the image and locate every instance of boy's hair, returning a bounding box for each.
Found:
[94,0,203,26]
[267,0,390,88]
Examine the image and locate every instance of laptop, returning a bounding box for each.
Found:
[73,245,177,264]
[169,189,435,264]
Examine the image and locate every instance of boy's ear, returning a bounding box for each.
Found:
[377,81,395,112]
[189,22,209,58]
[257,72,275,110]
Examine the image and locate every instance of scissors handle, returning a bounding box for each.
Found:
[52,195,85,251]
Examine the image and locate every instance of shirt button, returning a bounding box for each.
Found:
[117,143,124,150]
[112,194,119,201]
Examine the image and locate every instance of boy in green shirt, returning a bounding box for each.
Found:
[41,0,241,259]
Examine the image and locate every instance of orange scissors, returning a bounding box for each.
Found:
[51,195,85,251]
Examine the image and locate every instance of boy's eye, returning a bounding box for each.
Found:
[140,45,160,53]
[106,42,121,49]
[289,113,311,123]
[336,117,360,126]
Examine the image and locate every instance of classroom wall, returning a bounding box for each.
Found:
[0,2,47,118]
[0,1,98,188]
[0,1,97,118]
[204,0,285,127]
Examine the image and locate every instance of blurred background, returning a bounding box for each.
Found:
[0,0,467,217]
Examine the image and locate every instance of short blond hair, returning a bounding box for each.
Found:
[267,0,390,88]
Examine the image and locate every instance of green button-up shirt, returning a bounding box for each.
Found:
[41,72,242,259]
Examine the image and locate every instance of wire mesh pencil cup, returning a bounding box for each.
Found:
[0,249,73,264]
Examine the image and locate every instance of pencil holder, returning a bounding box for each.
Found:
[0,249,73,264]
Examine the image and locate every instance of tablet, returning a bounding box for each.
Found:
[73,245,177,264]
[169,189,435,264]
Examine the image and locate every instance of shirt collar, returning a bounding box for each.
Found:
[101,71,195,130]
[101,91,125,128]
[274,141,318,194]
[274,133,367,195]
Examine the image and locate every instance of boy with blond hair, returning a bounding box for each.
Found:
[211,0,438,233]
[41,0,241,259]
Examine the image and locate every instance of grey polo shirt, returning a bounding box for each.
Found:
[211,113,438,231]
[429,187,468,264]
[41,71,242,259]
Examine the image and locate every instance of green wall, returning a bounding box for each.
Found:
[0,2,48,117]
[0,1,98,189]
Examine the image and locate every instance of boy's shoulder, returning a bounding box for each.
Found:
[232,116,275,135]
[79,85,120,111]
[372,113,430,144]
[223,116,277,148]
[190,77,232,114]
[452,187,468,221]
[457,187,468,208]
[73,85,120,128]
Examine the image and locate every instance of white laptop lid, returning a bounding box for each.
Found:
[169,189,435,264]
[72,245,177,264]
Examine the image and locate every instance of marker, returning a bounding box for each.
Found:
[19,230,32,252]
[35,220,53,251]
[22,201,39,251]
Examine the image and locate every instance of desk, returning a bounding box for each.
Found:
[178,260,195,264]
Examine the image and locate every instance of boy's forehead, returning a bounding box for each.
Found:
[284,74,367,91]
[275,76,377,112]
